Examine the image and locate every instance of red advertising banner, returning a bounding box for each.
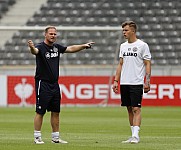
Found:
[7,76,181,106]
[142,76,181,106]
[8,76,35,105]
[59,76,120,105]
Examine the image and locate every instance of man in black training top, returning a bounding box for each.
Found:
[27,26,94,144]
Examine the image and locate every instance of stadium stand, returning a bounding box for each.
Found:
[0,0,15,19]
[0,0,181,66]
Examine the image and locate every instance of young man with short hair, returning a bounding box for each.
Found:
[112,21,151,144]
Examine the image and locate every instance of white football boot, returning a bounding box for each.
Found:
[34,137,44,144]
[52,137,68,144]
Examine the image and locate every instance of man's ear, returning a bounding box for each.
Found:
[131,27,135,33]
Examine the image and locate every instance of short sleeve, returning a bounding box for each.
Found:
[54,44,67,54]
[119,45,123,58]
[142,43,151,60]
[58,45,67,54]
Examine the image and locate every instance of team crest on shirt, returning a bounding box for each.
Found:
[133,47,138,52]
[53,47,58,52]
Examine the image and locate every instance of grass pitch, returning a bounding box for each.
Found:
[0,106,181,150]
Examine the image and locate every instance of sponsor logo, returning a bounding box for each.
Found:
[14,78,33,106]
[45,52,50,59]
[60,84,120,99]
[123,52,137,57]
[45,52,58,59]
[6,76,181,106]
[51,52,58,58]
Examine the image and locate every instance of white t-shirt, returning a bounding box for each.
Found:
[119,39,151,85]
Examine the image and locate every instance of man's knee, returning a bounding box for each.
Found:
[51,112,59,117]
[132,107,141,114]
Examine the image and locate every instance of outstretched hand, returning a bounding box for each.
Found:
[27,40,35,49]
[27,40,39,55]
[85,42,95,49]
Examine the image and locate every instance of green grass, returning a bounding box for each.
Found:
[0,106,181,150]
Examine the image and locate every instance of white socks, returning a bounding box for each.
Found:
[132,126,140,138]
[131,126,134,136]
[34,131,60,139]
[52,132,59,139]
[34,130,41,138]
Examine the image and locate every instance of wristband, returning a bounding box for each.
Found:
[114,80,118,82]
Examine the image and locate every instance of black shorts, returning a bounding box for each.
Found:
[120,85,143,107]
[35,79,61,115]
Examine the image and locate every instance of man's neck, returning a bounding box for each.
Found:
[128,37,137,43]
[44,40,53,46]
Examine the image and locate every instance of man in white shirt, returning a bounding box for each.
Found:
[112,21,151,144]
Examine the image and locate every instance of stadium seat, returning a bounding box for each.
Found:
[167,59,180,65]
[156,59,168,65]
